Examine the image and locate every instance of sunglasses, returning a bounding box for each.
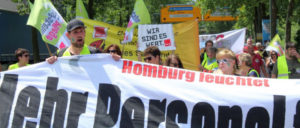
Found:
[217,59,230,64]
[108,50,116,53]
[171,63,178,67]
[23,54,29,57]
[144,56,152,61]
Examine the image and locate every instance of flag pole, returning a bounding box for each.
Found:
[44,42,53,56]
[44,42,52,56]
[121,40,125,55]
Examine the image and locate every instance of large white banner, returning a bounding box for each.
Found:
[0,54,300,127]
[138,24,175,51]
[199,28,246,54]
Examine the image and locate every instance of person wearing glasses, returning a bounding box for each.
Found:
[104,44,122,57]
[265,50,278,77]
[199,47,218,72]
[143,46,161,65]
[213,48,238,75]
[237,53,259,77]
[8,48,30,70]
[165,54,184,68]
[272,42,300,79]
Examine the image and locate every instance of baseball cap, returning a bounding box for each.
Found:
[67,19,85,32]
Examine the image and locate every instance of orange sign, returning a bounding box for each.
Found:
[161,5,238,23]
[160,5,201,23]
[202,8,238,21]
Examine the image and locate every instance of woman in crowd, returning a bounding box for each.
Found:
[265,50,278,77]
[213,48,238,75]
[165,54,184,68]
[143,46,162,65]
[104,44,122,57]
[8,48,30,70]
[237,53,259,77]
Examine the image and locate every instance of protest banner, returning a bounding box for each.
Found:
[0,54,300,127]
[82,19,200,70]
[138,24,176,51]
[27,0,70,49]
[199,28,246,54]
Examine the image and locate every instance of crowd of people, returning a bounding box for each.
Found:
[3,19,300,79]
[197,38,300,79]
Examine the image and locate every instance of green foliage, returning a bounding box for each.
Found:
[196,0,300,40]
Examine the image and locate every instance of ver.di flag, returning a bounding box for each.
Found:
[76,0,89,19]
[266,34,284,56]
[122,0,151,44]
[27,0,70,48]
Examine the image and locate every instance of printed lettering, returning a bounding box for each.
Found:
[217,106,242,128]
[191,102,215,128]
[166,100,188,128]
[67,92,88,128]
[12,86,40,128]
[0,74,18,128]
[40,77,68,128]
[120,97,145,128]
[272,95,285,128]
[147,99,166,128]
[94,84,121,127]
[245,107,270,127]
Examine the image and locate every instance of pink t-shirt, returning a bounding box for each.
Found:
[252,54,263,74]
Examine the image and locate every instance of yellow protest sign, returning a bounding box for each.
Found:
[81,19,199,70]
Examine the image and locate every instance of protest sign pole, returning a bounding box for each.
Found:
[45,42,53,56]
[121,40,125,55]
[136,41,142,61]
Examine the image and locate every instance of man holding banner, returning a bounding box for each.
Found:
[272,42,300,79]
[46,19,120,64]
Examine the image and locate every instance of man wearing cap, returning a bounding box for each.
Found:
[47,19,120,64]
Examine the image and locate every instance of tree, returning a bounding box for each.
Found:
[196,0,300,44]
[11,0,40,62]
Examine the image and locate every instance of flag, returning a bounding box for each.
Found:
[27,0,70,48]
[266,34,284,56]
[76,0,89,19]
[199,28,246,54]
[27,0,33,9]
[122,0,151,44]
[81,19,200,70]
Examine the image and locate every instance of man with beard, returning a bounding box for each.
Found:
[272,42,300,79]
[47,19,120,64]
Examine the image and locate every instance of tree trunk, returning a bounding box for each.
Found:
[29,0,40,63]
[125,0,130,23]
[271,0,277,39]
[119,0,123,26]
[31,27,40,63]
[285,0,294,42]
[88,0,94,19]
[253,3,266,43]
[254,6,263,42]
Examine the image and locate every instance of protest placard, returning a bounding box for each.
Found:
[138,24,176,51]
